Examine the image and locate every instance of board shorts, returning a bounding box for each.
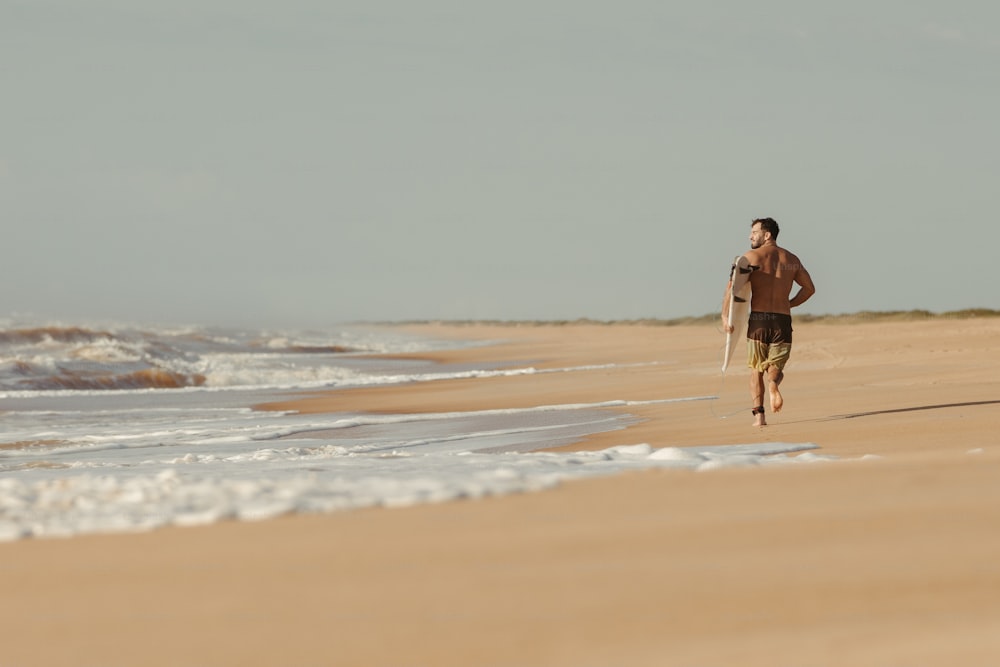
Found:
[746,312,793,373]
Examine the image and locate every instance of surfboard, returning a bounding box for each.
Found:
[722,254,753,373]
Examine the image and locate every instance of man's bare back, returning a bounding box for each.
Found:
[745,245,810,315]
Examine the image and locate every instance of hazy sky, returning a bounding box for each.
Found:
[3,1,998,328]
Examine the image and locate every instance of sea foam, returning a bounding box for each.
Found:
[0,440,823,541]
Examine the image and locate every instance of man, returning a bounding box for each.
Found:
[722,218,816,426]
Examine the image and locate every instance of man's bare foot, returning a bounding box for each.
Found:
[752,406,766,427]
[769,370,784,413]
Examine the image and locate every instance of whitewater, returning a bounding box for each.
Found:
[0,321,826,541]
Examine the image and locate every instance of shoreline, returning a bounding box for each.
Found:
[3,318,1000,665]
[258,318,1000,460]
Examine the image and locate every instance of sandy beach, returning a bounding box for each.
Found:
[2,317,1000,666]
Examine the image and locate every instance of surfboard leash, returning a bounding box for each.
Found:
[710,335,784,424]
[709,327,748,420]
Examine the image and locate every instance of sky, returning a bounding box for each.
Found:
[3,1,999,328]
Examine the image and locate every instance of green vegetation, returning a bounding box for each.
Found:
[795,309,1000,324]
[391,309,1000,327]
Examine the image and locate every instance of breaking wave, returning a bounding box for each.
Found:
[22,368,208,391]
[0,326,116,345]
[0,324,393,394]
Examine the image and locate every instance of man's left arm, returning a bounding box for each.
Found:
[789,266,816,308]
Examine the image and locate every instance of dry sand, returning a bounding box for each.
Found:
[2,318,1000,666]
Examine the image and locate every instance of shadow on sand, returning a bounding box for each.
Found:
[821,400,1000,421]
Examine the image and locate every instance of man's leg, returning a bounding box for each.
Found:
[750,371,766,426]
[767,365,784,413]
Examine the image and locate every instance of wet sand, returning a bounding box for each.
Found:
[2,318,1000,666]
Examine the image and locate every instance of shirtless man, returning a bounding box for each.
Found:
[722,218,816,426]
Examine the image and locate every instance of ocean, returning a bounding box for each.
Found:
[0,321,822,541]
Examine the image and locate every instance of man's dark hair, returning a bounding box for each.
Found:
[753,217,780,239]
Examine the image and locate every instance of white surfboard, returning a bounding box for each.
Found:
[722,255,753,373]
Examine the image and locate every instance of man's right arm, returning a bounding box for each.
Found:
[721,278,734,332]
